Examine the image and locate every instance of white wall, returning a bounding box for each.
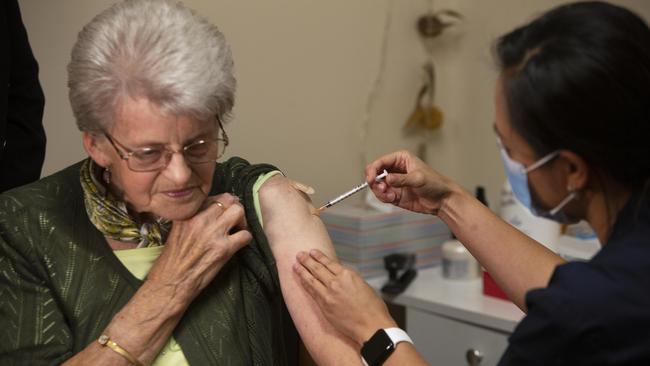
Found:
[19,0,650,208]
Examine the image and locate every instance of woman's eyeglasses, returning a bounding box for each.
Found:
[104,121,229,172]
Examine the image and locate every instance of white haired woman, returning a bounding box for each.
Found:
[0,1,360,365]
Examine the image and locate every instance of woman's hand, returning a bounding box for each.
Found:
[287,178,315,195]
[293,249,397,346]
[365,150,458,215]
[147,193,252,309]
[64,193,252,366]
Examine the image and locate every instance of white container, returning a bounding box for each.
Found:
[441,238,481,280]
[499,181,561,252]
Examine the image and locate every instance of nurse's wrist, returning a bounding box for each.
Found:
[437,184,471,224]
[354,318,399,347]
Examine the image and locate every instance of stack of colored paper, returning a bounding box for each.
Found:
[320,203,451,278]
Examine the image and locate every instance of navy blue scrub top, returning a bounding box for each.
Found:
[498,192,650,365]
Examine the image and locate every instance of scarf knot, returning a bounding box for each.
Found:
[80,159,170,247]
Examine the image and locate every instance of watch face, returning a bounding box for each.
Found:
[361,330,395,366]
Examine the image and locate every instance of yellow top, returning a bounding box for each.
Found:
[253,170,283,227]
[114,171,282,365]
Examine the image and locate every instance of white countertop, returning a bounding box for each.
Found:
[367,267,525,333]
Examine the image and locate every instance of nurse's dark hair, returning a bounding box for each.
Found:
[495,1,650,191]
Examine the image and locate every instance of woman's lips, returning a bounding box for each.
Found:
[163,187,195,198]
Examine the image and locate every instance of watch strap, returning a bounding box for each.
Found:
[361,328,413,366]
[384,327,413,346]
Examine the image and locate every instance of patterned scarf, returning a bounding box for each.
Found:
[80,159,170,247]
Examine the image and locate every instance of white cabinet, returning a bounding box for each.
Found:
[369,267,524,366]
[408,307,510,365]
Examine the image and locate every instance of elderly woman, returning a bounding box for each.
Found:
[0,1,359,365]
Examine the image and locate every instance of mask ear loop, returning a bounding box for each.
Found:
[549,188,578,216]
[524,150,560,173]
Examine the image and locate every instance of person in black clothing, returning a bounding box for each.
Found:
[0,0,46,193]
[292,2,650,365]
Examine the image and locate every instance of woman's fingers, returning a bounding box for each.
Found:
[228,229,252,252]
[201,193,239,211]
[288,179,315,195]
[198,196,249,233]
[215,202,248,233]
[154,194,253,297]
[198,194,248,228]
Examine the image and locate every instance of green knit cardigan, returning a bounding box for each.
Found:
[0,157,298,366]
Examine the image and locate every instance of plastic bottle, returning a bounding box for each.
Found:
[441,186,486,280]
[441,235,481,280]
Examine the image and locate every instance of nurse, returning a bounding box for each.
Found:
[293,1,650,365]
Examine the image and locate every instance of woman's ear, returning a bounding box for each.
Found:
[558,150,589,191]
[82,132,112,168]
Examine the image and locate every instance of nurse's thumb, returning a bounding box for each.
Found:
[386,171,425,188]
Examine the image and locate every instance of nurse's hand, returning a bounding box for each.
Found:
[293,249,397,346]
[365,150,457,215]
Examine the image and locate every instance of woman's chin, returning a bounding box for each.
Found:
[147,188,210,221]
[153,201,204,221]
[164,211,198,221]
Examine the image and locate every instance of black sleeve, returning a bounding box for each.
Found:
[0,0,46,193]
[498,262,606,366]
[498,288,574,366]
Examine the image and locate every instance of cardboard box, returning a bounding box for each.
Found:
[321,203,450,278]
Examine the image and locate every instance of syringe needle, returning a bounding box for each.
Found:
[317,170,388,212]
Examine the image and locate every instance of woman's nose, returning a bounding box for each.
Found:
[163,151,192,184]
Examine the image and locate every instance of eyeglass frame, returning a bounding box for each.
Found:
[103,117,229,172]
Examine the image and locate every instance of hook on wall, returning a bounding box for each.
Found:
[403,6,463,162]
[417,10,463,39]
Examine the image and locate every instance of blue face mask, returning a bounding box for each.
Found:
[497,138,577,224]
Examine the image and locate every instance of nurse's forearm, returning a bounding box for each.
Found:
[438,186,565,311]
[382,343,430,366]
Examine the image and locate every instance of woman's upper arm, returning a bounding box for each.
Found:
[259,176,362,365]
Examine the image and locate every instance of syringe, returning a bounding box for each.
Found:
[316,170,388,213]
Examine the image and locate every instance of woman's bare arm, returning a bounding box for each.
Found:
[259,176,362,365]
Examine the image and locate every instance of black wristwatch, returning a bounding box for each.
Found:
[361,328,413,366]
